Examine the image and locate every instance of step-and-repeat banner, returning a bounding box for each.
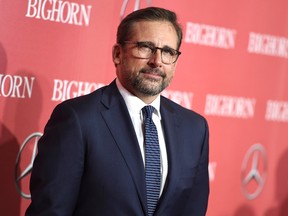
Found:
[1,0,287,215]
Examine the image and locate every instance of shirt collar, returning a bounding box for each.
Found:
[116,79,161,119]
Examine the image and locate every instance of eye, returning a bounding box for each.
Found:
[162,47,177,56]
[137,42,154,53]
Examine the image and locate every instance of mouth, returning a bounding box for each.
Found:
[140,68,165,79]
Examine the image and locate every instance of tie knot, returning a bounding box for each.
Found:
[142,105,155,119]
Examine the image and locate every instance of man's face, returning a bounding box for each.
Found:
[113,21,179,100]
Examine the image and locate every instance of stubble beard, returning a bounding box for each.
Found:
[131,68,172,96]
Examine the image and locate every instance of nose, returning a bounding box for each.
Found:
[148,48,162,67]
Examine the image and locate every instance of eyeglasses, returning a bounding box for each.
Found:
[123,41,181,65]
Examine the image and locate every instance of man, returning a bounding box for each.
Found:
[26,7,209,216]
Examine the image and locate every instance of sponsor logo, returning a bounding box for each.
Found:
[51,79,105,101]
[15,132,43,199]
[248,32,288,58]
[208,161,217,182]
[265,100,288,122]
[241,143,267,200]
[0,74,35,98]
[184,22,237,49]
[120,0,152,20]
[204,94,256,118]
[161,90,193,109]
[26,0,93,26]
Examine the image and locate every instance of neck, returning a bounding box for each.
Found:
[136,93,159,104]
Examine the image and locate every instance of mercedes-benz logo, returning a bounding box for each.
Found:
[241,143,268,200]
[120,0,152,20]
[15,132,42,199]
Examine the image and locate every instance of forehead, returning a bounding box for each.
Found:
[130,21,178,48]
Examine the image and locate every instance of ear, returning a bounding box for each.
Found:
[112,44,121,66]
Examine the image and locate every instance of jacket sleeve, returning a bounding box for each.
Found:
[183,118,210,216]
[25,102,85,216]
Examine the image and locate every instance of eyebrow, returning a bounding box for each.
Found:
[139,41,177,50]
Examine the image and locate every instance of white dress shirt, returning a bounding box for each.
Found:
[116,79,168,196]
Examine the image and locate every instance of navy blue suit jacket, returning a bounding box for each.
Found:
[26,80,209,216]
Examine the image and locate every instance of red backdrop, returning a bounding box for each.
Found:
[1,0,288,215]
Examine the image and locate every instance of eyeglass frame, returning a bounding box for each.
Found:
[121,41,181,65]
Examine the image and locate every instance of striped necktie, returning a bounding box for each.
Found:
[142,105,161,216]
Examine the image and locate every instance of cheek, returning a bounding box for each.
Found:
[165,66,176,78]
[123,58,146,72]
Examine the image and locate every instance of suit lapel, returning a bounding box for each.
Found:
[99,82,183,215]
[100,81,147,212]
[156,98,182,215]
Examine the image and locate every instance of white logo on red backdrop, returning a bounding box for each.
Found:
[184,22,237,49]
[241,143,268,200]
[204,94,256,118]
[208,162,217,182]
[26,0,93,26]
[248,32,288,59]
[51,79,105,102]
[0,74,35,98]
[161,90,193,109]
[15,132,43,199]
[265,100,288,122]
